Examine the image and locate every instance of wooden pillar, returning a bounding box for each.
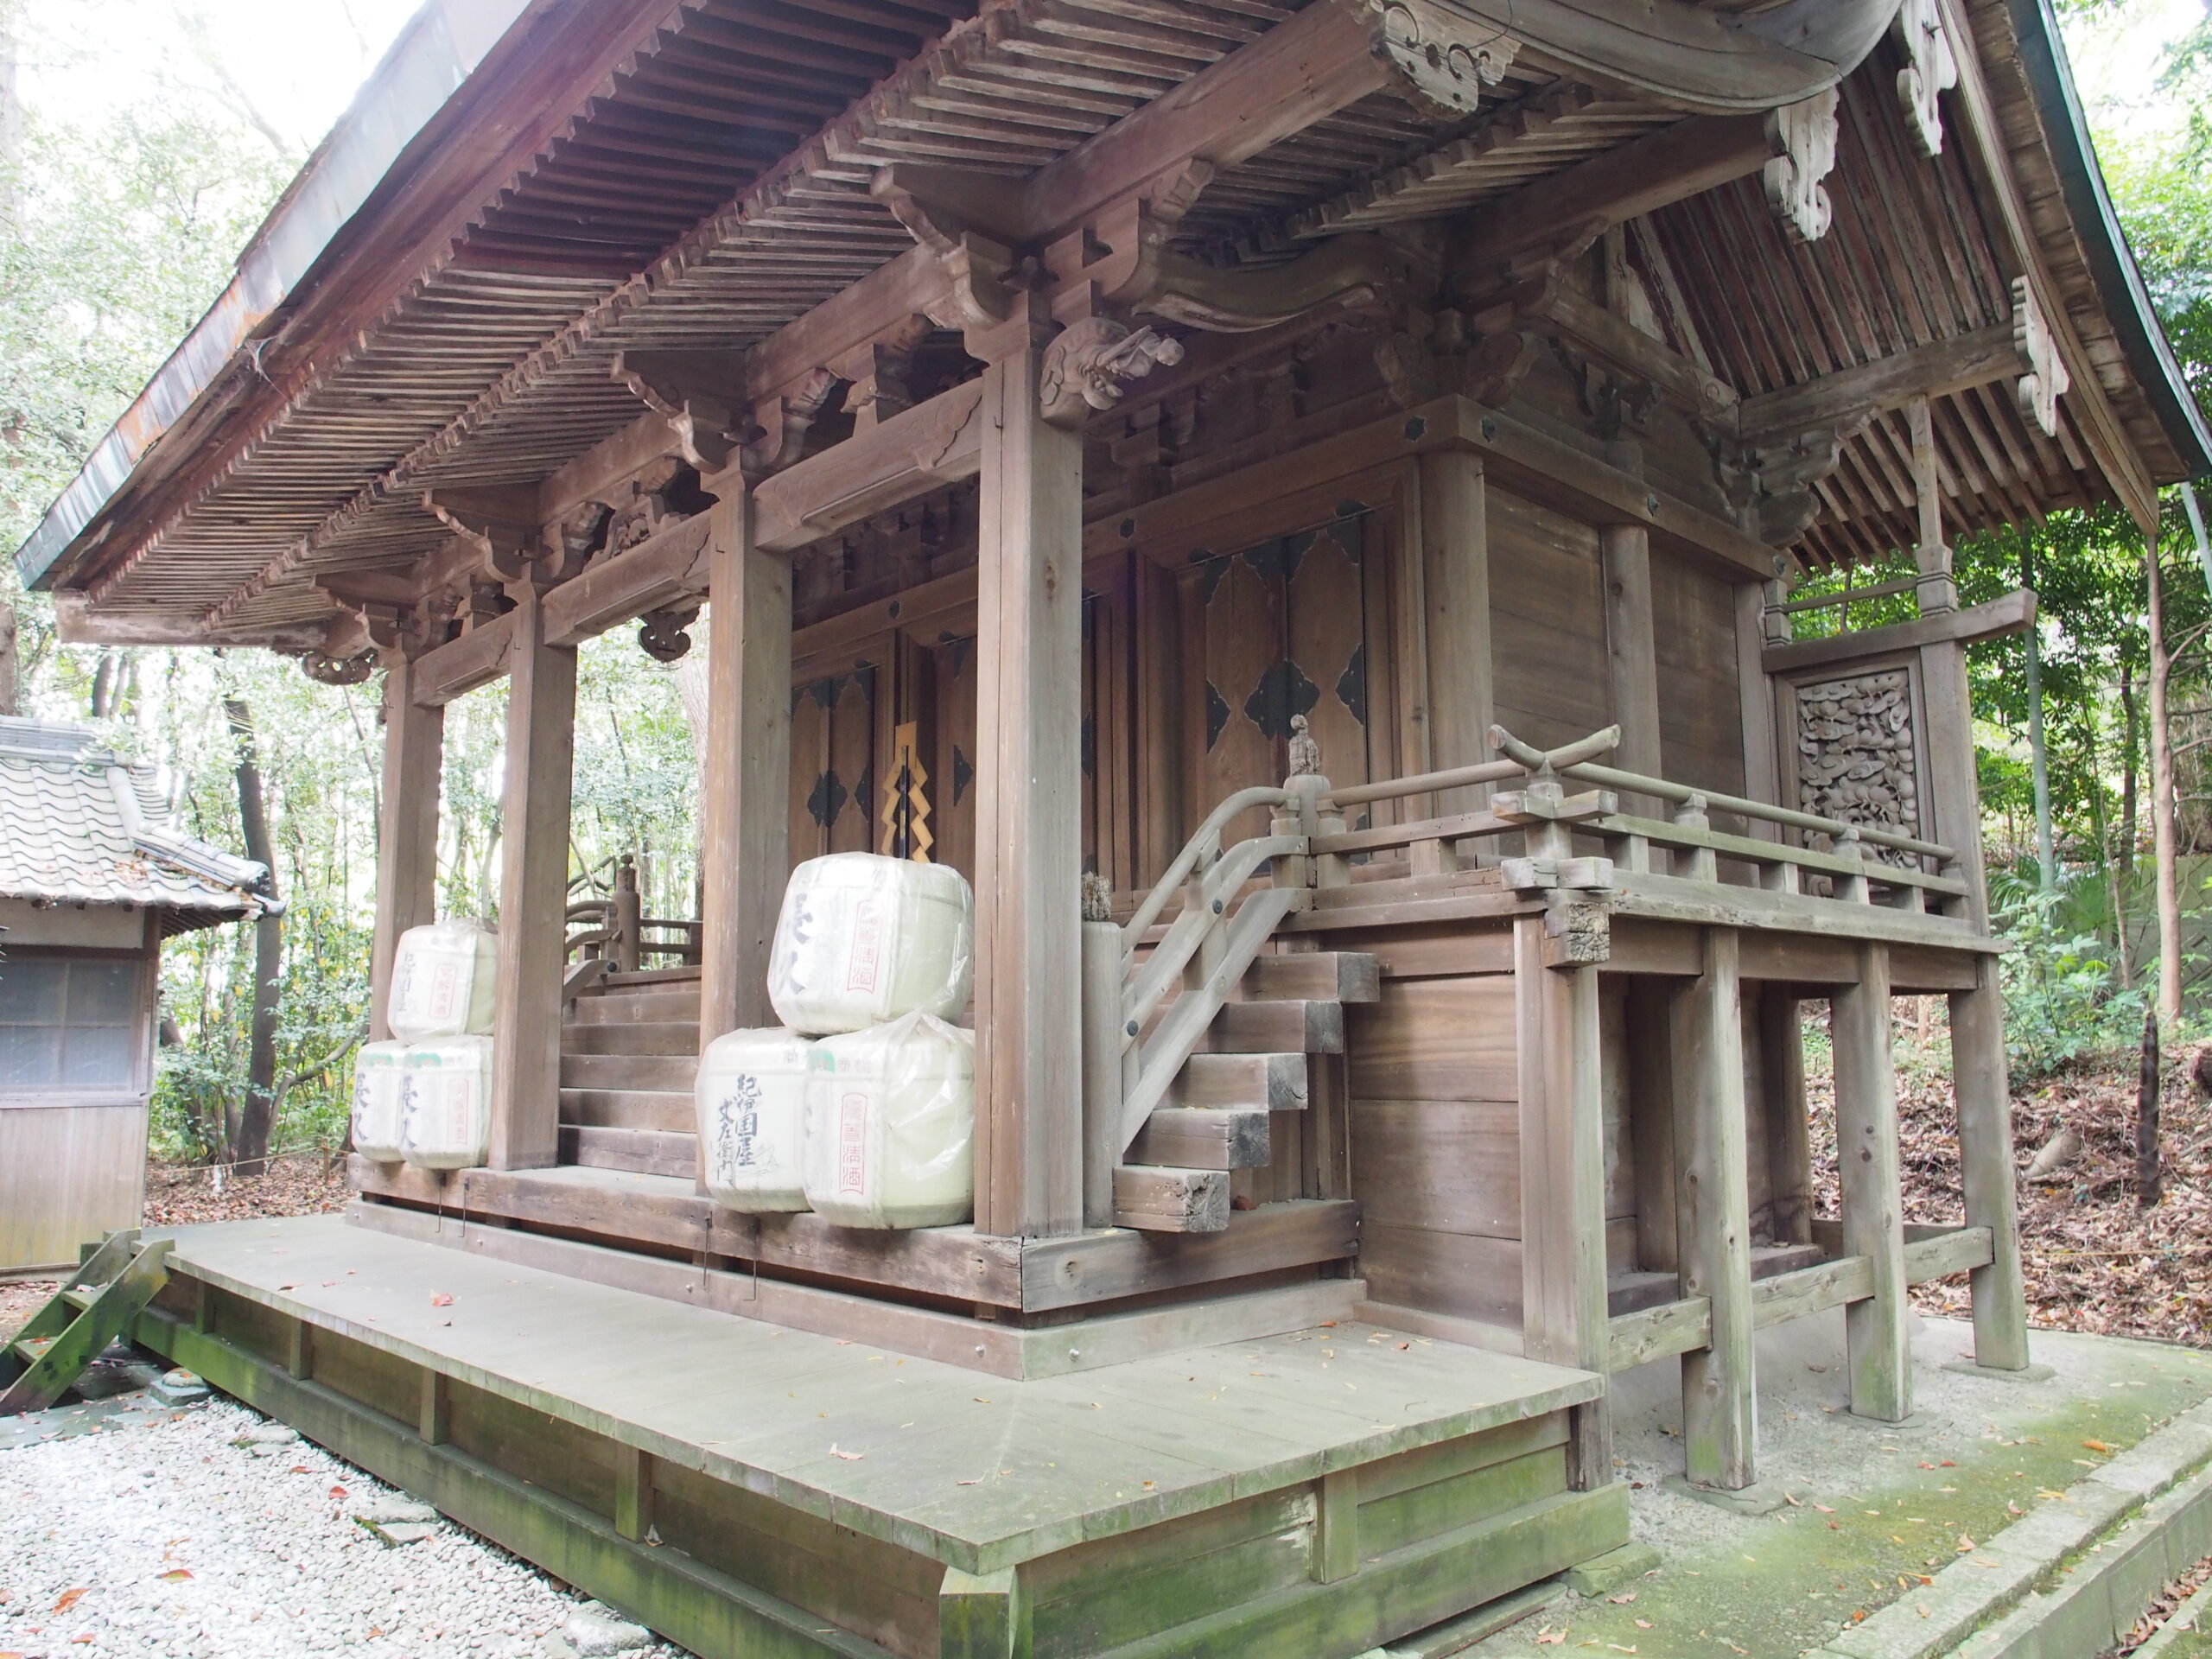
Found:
[1516,915,1611,1487]
[1907,397,1957,615]
[1949,954,2033,1371]
[1672,927,1756,1490]
[1920,638,1987,926]
[972,315,1085,1239]
[696,475,791,1045]
[369,657,444,1041]
[1417,451,1493,815]
[1831,942,1911,1421]
[1602,524,1663,803]
[1758,988,1812,1246]
[1734,580,1783,832]
[487,583,577,1172]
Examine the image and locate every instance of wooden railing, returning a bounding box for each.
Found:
[563,856,702,972]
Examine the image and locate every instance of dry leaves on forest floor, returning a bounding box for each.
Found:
[143,1154,351,1229]
[1809,1031,2212,1349]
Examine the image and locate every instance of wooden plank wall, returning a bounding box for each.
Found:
[0,1101,149,1273]
[1649,549,1749,803]
[1488,490,1611,753]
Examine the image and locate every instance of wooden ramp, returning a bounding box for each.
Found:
[134,1215,1625,1659]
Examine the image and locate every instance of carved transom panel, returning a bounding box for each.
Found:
[1795,669,1920,861]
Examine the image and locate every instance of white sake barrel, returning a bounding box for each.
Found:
[802,1014,974,1229]
[696,1027,814,1213]
[348,1039,411,1164]
[768,855,972,1036]
[399,1036,494,1171]
[387,919,499,1040]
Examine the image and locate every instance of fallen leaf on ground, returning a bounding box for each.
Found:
[53,1591,87,1615]
[429,1293,454,1307]
[829,1445,864,1460]
[156,1571,190,1582]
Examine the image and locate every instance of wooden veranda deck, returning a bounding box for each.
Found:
[135,1214,1624,1659]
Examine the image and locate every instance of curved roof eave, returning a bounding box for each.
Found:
[10,0,539,594]
[2007,0,2212,486]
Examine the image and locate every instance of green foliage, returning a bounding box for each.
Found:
[1992,871,2150,1075]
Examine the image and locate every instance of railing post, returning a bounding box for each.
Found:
[613,855,643,974]
[1080,874,1124,1230]
[1671,792,1717,882]
[1834,827,1871,904]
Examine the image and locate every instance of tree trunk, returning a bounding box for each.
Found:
[2021,543,2056,890]
[0,601,16,718]
[90,651,119,719]
[2137,1009,2162,1208]
[2147,533,2184,1027]
[2120,660,2139,876]
[226,696,283,1175]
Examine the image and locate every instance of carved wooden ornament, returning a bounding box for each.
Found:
[1039,317,1185,429]
[1893,0,1960,158]
[1362,0,1519,119]
[2012,277,2070,438]
[1796,668,1920,861]
[1762,89,1840,245]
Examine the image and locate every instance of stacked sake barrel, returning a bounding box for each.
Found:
[696,854,975,1229]
[350,921,499,1171]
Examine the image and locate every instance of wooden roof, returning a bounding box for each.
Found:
[16,0,2207,644]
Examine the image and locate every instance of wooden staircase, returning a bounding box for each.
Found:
[561,969,703,1179]
[1116,950,1378,1232]
[2,1230,173,1414]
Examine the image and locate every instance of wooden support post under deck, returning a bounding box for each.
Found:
[1831,941,1911,1422]
[488,584,577,1172]
[1949,954,2033,1371]
[1758,988,1812,1247]
[1417,451,1493,817]
[1672,927,1756,1490]
[1516,915,1611,1486]
[972,315,1085,1239]
[696,474,790,1046]
[371,656,444,1041]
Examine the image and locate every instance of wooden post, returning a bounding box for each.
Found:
[370,656,444,1041]
[1080,918,1124,1229]
[612,858,642,974]
[1602,524,1663,815]
[1950,954,2033,1371]
[1831,942,1911,1422]
[419,1369,450,1445]
[1735,580,1783,837]
[1418,451,1493,817]
[1672,927,1756,1490]
[1907,397,1957,615]
[696,474,791,1046]
[972,312,1085,1239]
[1516,915,1611,1487]
[1758,988,1812,1246]
[613,1444,655,1543]
[488,583,576,1172]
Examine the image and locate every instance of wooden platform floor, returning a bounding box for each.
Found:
[149,1214,1601,1576]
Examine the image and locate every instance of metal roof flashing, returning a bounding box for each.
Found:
[2009,0,2212,484]
[10,0,540,593]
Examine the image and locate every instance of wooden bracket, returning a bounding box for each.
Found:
[830,315,931,430]
[741,367,842,477]
[423,487,556,589]
[1351,0,1520,120]
[2012,277,2069,439]
[613,350,749,474]
[1893,0,1960,158]
[1038,315,1185,429]
[1762,89,1839,245]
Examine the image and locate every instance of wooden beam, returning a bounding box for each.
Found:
[1542,286,1739,427]
[1760,588,2033,674]
[1516,916,1611,1487]
[1949,956,2032,1370]
[695,479,789,1046]
[1733,325,2024,441]
[972,315,1085,1239]
[1455,114,1782,278]
[1602,524,1664,811]
[1418,451,1494,817]
[410,613,518,708]
[1671,926,1756,1491]
[540,514,713,646]
[370,658,444,1042]
[487,586,575,1172]
[1758,988,1812,1248]
[752,380,986,554]
[1831,941,1910,1422]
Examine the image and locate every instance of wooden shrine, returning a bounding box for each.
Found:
[17,0,2211,1652]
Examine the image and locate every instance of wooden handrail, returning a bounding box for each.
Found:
[1121,784,1296,950]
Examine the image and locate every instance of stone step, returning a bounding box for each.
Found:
[562,1020,701,1057]
[1126,1108,1271,1172]
[1199,999,1344,1055]
[1242,951,1381,1005]
[1166,1051,1308,1112]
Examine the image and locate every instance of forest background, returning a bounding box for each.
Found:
[0,0,2209,1170]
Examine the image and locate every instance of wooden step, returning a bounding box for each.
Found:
[1166,1052,1307,1112]
[13,1337,56,1363]
[1112,1165,1230,1233]
[1199,999,1343,1055]
[560,1052,698,1092]
[560,1125,698,1180]
[558,1088,695,1135]
[1127,1109,1270,1172]
[562,1020,701,1057]
[568,988,701,1026]
[1243,952,1381,1005]
[60,1287,99,1312]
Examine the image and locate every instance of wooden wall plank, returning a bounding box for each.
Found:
[371,657,444,1043]
[1347,977,1517,1102]
[1488,490,1610,753]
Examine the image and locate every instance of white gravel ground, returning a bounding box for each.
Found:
[0,1396,690,1659]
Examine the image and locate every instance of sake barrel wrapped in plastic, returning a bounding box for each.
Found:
[399,1036,494,1171]
[768,855,972,1035]
[696,1027,814,1213]
[387,919,499,1040]
[348,1039,411,1164]
[803,1014,973,1229]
